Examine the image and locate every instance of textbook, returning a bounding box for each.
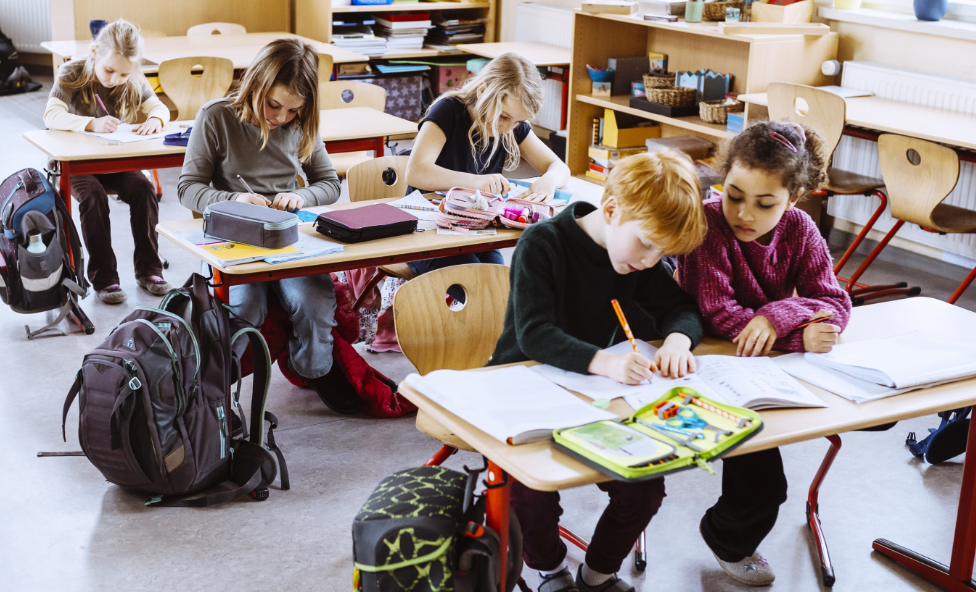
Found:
[403,366,616,445]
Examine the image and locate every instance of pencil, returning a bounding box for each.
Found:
[796,312,836,330]
[392,204,437,212]
[611,299,639,354]
[94,95,111,118]
[237,175,258,195]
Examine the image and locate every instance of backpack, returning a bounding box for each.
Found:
[352,463,524,592]
[62,273,289,506]
[0,29,40,96]
[906,407,971,465]
[0,168,91,338]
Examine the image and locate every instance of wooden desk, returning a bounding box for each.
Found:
[457,41,572,131]
[738,91,976,155]
[156,198,522,302]
[24,107,415,214]
[399,297,976,588]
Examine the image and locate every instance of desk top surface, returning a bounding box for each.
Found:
[42,33,368,67]
[157,198,523,275]
[737,91,976,152]
[399,297,976,491]
[24,108,415,161]
[457,42,571,66]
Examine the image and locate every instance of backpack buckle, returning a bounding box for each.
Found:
[128,377,142,391]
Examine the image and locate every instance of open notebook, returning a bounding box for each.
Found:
[402,366,616,445]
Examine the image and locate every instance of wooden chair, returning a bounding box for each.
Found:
[346,155,417,310]
[157,57,235,121]
[767,83,918,303]
[319,80,388,175]
[848,134,975,302]
[187,22,247,36]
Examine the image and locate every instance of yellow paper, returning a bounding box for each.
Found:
[202,242,300,261]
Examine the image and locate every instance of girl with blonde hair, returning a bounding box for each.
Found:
[179,39,361,414]
[44,18,171,303]
[405,52,570,278]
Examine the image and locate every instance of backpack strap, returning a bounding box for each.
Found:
[62,369,82,442]
[55,195,88,294]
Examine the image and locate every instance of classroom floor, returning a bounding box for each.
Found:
[2,75,973,592]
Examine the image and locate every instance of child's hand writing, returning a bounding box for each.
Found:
[133,118,162,135]
[271,192,304,212]
[733,315,777,357]
[803,310,840,353]
[472,174,510,196]
[88,116,120,133]
[589,349,657,385]
[655,332,696,378]
[236,192,271,206]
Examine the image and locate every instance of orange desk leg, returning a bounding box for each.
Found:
[486,460,512,587]
[808,435,842,587]
[212,269,230,304]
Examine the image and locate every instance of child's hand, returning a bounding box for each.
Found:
[133,118,161,135]
[655,333,696,378]
[733,315,777,357]
[271,192,304,212]
[236,192,271,206]
[88,116,120,133]
[803,321,840,353]
[472,174,510,196]
[589,349,658,385]
[520,177,557,203]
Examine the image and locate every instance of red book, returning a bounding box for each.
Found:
[382,12,431,21]
[589,163,611,175]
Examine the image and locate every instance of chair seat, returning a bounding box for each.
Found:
[331,151,372,176]
[825,167,885,194]
[930,203,976,233]
[379,263,417,281]
[416,409,477,452]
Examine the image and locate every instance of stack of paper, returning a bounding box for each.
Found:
[388,190,439,231]
[332,27,387,57]
[374,15,432,53]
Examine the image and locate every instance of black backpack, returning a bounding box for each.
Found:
[62,273,289,506]
[0,29,40,96]
[0,168,92,338]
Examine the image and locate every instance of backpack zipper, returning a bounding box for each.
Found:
[135,319,185,417]
[216,406,227,459]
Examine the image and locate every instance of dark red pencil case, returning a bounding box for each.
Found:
[313,203,418,243]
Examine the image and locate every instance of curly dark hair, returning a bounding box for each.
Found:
[715,120,828,199]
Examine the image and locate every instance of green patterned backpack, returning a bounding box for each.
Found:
[352,464,524,592]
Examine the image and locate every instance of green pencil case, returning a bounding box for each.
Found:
[552,387,763,481]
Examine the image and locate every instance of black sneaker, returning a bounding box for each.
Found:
[575,565,635,592]
[302,364,365,415]
[539,568,578,592]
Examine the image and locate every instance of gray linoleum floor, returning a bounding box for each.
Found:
[1,74,973,592]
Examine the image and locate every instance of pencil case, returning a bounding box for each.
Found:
[314,203,417,243]
[552,387,763,482]
[495,198,555,230]
[202,201,299,249]
[436,187,556,231]
[163,128,191,146]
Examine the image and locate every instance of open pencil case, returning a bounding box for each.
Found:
[552,387,763,482]
[435,186,556,232]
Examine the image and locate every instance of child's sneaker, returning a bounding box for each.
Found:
[710,550,775,586]
[574,565,635,592]
[538,567,578,592]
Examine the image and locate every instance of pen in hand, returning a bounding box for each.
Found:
[95,95,112,118]
[796,312,836,330]
[237,175,270,206]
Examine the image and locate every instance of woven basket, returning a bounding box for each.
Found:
[703,0,744,20]
[642,73,673,89]
[645,86,697,107]
[699,99,744,124]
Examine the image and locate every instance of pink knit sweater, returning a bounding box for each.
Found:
[676,198,852,353]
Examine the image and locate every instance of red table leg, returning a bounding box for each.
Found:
[486,460,512,587]
[60,161,73,216]
[374,136,385,158]
[873,400,976,590]
[213,269,230,304]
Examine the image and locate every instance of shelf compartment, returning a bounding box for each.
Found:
[332,2,490,12]
[577,94,733,139]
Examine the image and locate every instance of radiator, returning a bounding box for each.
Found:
[0,0,51,54]
[515,3,574,131]
[830,61,976,263]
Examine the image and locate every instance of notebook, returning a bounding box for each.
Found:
[402,366,617,445]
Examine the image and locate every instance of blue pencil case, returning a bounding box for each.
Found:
[164,128,192,146]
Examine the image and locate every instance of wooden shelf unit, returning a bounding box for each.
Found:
[332,2,490,12]
[567,12,838,176]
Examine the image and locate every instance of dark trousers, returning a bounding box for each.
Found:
[511,476,666,574]
[700,448,788,562]
[407,250,504,300]
[70,172,162,290]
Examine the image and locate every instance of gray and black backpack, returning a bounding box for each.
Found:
[62,273,289,506]
[0,168,91,338]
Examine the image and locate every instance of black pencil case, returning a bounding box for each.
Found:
[314,204,417,243]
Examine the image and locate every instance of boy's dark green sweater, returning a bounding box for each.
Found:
[489,201,704,373]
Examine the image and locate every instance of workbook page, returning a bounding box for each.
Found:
[82,123,168,143]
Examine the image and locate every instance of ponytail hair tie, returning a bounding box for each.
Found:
[782,122,807,146]
[769,132,797,153]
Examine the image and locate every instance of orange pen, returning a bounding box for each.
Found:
[796,312,836,330]
[611,299,640,354]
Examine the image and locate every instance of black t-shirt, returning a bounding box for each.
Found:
[416,97,532,188]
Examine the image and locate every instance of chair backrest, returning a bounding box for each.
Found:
[394,264,511,375]
[158,57,235,120]
[877,134,960,228]
[318,54,335,87]
[318,80,386,111]
[767,82,847,160]
[187,22,247,36]
[347,155,410,202]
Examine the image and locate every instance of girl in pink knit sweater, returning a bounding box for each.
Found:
[676,121,853,586]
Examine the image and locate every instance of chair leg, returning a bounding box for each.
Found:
[949,265,976,305]
[808,435,842,588]
[634,530,647,572]
[834,190,888,284]
[844,220,915,304]
[152,169,162,199]
[351,269,388,311]
[558,525,589,552]
[423,445,457,467]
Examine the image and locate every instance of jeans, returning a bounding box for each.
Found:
[228,274,338,379]
[407,250,505,301]
[71,172,162,290]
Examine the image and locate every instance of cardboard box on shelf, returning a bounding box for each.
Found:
[602,109,660,148]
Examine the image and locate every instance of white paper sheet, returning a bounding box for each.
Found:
[82,123,168,143]
[389,191,439,230]
[436,228,497,236]
[263,233,344,264]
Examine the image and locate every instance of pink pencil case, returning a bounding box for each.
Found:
[435,187,555,232]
